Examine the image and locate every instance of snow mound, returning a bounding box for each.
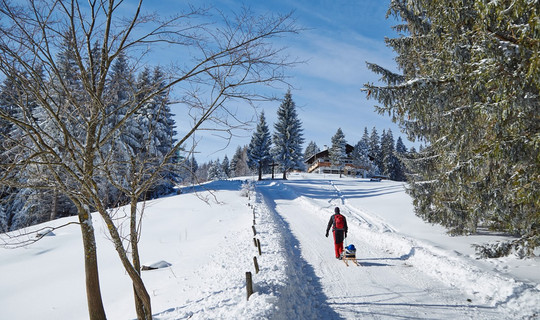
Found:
[142,260,172,271]
[36,228,55,238]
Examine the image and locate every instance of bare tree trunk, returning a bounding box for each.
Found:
[78,207,107,320]
[130,198,148,320]
[98,206,152,319]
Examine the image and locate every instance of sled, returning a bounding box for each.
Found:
[342,254,360,267]
[341,244,360,267]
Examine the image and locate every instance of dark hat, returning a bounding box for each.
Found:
[334,207,340,213]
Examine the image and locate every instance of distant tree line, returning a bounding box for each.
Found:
[195,90,412,183]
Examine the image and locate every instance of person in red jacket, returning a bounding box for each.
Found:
[325,207,348,259]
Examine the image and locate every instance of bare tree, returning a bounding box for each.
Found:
[0,1,299,319]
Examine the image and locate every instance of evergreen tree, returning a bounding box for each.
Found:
[9,35,82,228]
[394,137,408,181]
[351,138,377,178]
[230,146,250,178]
[369,127,382,173]
[0,75,23,230]
[247,112,273,181]
[180,155,198,184]
[207,159,226,181]
[272,90,304,179]
[229,146,242,178]
[381,129,401,181]
[329,128,347,177]
[361,127,371,152]
[364,0,539,255]
[221,155,230,178]
[102,50,135,206]
[304,141,320,160]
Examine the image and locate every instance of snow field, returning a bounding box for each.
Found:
[0,176,538,319]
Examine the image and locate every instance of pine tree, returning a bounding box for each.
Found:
[304,141,320,160]
[369,127,382,174]
[229,146,242,178]
[247,112,273,181]
[179,155,198,184]
[221,155,230,178]
[272,90,305,179]
[207,159,226,181]
[329,128,347,177]
[0,75,23,230]
[364,0,539,255]
[394,137,408,181]
[230,146,250,178]
[380,129,397,179]
[351,138,377,178]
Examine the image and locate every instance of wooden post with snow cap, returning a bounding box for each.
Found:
[256,238,262,255]
[246,272,254,300]
[253,256,259,274]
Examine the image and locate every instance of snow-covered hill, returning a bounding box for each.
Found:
[1,174,538,319]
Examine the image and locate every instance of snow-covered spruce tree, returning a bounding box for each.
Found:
[364,0,539,256]
[247,111,273,180]
[129,66,179,199]
[222,155,230,178]
[230,145,250,178]
[229,146,242,178]
[178,155,198,184]
[272,90,305,179]
[394,136,408,181]
[329,128,347,177]
[0,75,25,230]
[381,129,403,181]
[368,127,382,173]
[304,141,320,160]
[352,138,377,178]
[0,2,299,319]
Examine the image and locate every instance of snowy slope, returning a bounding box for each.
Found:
[0,174,538,319]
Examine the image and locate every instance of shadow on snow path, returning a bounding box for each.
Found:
[254,180,344,320]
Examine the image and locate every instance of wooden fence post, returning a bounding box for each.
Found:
[246,272,254,300]
[253,256,260,274]
[252,225,256,236]
[256,238,262,256]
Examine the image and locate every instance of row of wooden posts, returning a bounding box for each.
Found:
[246,200,262,301]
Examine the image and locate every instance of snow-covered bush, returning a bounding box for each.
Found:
[240,180,254,197]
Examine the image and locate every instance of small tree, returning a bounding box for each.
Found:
[247,112,273,180]
[272,90,304,179]
[304,141,320,160]
[329,128,347,177]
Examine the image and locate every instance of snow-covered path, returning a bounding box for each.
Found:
[256,178,505,319]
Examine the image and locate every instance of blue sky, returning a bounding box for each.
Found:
[150,0,407,162]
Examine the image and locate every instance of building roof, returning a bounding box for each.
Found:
[304,144,355,164]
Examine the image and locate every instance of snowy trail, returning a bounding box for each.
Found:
[256,179,505,319]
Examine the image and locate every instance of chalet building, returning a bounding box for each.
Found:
[305,144,365,176]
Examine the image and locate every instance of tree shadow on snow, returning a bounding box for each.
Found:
[178,179,243,194]
[328,291,498,319]
[284,179,404,201]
